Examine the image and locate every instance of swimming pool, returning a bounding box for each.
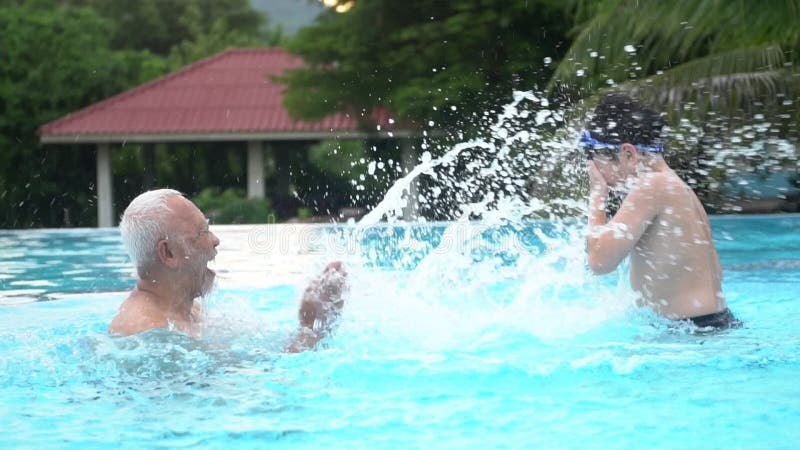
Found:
[1,215,799,449]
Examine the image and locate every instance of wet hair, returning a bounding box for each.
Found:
[119,189,183,275]
[585,93,665,158]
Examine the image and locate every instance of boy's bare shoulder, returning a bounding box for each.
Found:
[108,292,166,336]
[638,170,685,205]
[641,170,674,191]
[623,171,669,214]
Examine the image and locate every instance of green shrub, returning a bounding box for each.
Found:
[192,188,276,224]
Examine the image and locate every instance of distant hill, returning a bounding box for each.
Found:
[251,0,324,36]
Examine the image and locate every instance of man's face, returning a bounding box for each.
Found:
[166,196,220,297]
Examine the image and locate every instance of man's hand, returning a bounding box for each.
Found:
[287,262,348,353]
[298,261,348,332]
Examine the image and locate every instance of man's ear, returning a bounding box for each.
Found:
[156,239,179,269]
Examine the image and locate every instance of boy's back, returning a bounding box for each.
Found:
[627,169,724,318]
[584,93,736,328]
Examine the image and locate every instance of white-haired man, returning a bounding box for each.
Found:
[109,189,347,351]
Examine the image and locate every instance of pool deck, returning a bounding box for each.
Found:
[209,224,343,289]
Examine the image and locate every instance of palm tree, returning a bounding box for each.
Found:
[550,0,800,119]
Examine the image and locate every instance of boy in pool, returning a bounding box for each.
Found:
[583,93,740,330]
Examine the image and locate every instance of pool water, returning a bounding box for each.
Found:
[1,215,799,449]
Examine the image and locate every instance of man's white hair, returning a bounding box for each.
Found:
[119,189,183,274]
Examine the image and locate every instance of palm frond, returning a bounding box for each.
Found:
[549,0,800,93]
[619,46,798,115]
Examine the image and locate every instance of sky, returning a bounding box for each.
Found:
[251,0,325,36]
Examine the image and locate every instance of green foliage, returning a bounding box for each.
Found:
[65,0,283,68]
[305,139,394,214]
[282,0,571,128]
[550,0,800,116]
[308,139,367,177]
[168,18,283,67]
[296,207,312,220]
[192,188,276,224]
[0,3,163,227]
[70,0,279,56]
[0,0,282,228]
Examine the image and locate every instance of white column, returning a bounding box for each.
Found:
[400,138,419,220]
[247,140,265,199]
[96,143,114,227]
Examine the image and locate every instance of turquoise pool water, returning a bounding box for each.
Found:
[1,215,799,449]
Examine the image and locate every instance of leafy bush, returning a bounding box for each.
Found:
[192,188,276,224]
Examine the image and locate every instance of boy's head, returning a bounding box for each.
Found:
[582,93,665,160]
[581,93,666,186]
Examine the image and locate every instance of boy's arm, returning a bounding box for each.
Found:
[587,164,660,274]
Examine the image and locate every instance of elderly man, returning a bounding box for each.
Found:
[108,189,346,351]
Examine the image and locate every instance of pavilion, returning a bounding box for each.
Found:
[38,48,419,227]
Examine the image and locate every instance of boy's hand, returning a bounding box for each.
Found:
[588,161,608,194]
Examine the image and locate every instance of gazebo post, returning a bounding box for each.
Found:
[96,143,114,227]
[247,140,265,199]
[400,138,419,220]
[142,143,156,190]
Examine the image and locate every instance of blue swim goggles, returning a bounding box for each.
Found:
[579,130,663,158]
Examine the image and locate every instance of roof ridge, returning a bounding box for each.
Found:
[38,47,285,136]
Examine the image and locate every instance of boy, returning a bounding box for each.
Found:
[583,93,739,330]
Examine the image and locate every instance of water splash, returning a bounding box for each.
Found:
[326,91,637,343]
[338,88,798,344]
[360,91,583,225]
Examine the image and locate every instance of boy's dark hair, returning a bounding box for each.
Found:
[587,93,665,148]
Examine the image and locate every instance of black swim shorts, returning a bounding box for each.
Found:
[687,308,743,331]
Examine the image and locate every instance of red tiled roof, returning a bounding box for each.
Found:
[39,48,396,141]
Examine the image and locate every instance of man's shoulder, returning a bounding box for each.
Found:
[108,292,167,336]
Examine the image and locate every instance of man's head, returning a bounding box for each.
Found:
[120,189,219,297]
[582,93,666,186]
